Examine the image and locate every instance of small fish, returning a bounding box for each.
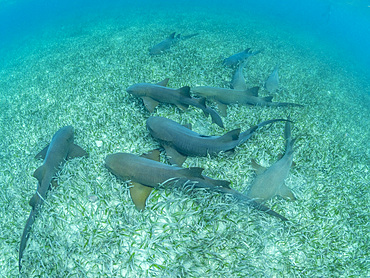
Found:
[127,78,224,128]
[105,150,288,221]
[149,32,199,55]
[192,86,303,116]
[265,66,279,93]
[223,48,261,67]
[247,119,296,203]
[19,126,88,271]
[147,116,287,166]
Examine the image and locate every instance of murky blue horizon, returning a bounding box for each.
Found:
[1,0,370,79]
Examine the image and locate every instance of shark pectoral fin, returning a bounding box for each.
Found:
[142,97,159,113]
[278,184,296,201]
[164,145,187,166]
[156,78,170,87]
[129,182,153,211]
[68,144,88,159]
[35,144,50,159]
[251,159,267,175]
[141,149,160,162]
[216,102,228,117]
[177,167,204,179]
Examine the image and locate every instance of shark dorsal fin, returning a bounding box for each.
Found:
[129,182,153,211]
[168,32,176,39]
[35,144,50,160]
[243,48,251,53]
[245,86,259,97]
[218,129,240,142]
[203,176,231,189]
[262,96,274,102]
[141,149,160,162]
[177,167,204,179]
[156,78,170,87]
[177,86,191,98]
[68,144,88,159]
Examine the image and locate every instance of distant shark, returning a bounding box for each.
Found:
[147,116,287,166]
[149,32,199,55]
[223,48,261,67]
[192,86,303,116]
[247,119,296,202]
[105,150,288,221]
[19,126,88,271]
[127,78,224,127]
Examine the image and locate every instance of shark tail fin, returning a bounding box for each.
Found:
[19,209,37,272]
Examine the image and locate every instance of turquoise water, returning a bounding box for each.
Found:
[0,0,369,276]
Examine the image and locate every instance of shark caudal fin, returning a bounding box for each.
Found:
[19,209,37,271]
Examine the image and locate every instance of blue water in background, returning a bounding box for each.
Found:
[0,0,369,79]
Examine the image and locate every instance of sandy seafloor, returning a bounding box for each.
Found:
[0,4,369,278]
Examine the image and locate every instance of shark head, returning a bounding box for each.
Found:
[146,116,174,142]
[126,83,147,97]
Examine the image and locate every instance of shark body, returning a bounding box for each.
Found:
[147,116,287,166]
[223,48,261,67]
[192,86,303,116]
[127,78,224,127]
[247,120,296,202]
[19,126,88,271]
[105,150,288,221]
[149,32,198,55]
